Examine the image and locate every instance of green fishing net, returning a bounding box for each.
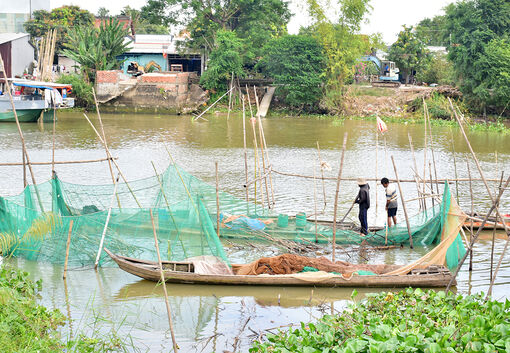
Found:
[0,164,463,269]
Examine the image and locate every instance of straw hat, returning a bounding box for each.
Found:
[357,177,366,186]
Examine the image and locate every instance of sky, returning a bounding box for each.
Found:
[50,0,456,44]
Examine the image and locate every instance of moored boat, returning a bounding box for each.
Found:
[104,249,455,288]
[0,80,74,122]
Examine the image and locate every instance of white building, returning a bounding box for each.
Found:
[0,0,51,33]
[0,33,35,77]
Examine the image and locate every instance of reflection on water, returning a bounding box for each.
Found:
[1,112,509,351]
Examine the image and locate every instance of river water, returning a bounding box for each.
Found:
[0,112,509,352]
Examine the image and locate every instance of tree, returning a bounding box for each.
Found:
[140,0,174,27]
[388,26,429,84]
[97,7,110,19]
[62,19,130,82]
[416,52,454,85]
[305,0,377,111]
[149,0,291,64]
[257,35,326,108]
[199,30,244,91]
[414,16,449,46]
[24,6,94,53]
[445,0,510,114]
[120,6,169,35]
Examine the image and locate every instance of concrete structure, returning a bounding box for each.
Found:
[0,33,34,78]
[0,0,50,33]
[57,54,79,74]
[95,70,207,114]
[119,34,203,75]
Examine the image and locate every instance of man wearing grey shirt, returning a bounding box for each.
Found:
[381,177,398,227]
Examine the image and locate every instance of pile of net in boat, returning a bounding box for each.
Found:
[0,164,464,268]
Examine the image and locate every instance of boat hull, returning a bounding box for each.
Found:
[105,249,455,288]
[0,109,43,122]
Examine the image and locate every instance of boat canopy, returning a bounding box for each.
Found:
[11,80,72,91]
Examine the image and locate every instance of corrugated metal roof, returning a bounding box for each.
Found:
[124,34,198,54]
[0,33,30,45]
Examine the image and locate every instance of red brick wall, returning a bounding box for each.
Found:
[140,73,190,84]
[96,70,123,84]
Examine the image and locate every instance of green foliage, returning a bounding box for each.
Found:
[305,0,377,113]
[414,15,449,46]
[121,5,169,35]
[199,30,244,91]
[353,61,379,83]
[140,0,175,27]
[62,19,130,82]
[158,0,290,64]
[388,25,430,84]
[257,35,326,109]
[250,289,510,353]
[416,53,455,85]
[0,266,65,351]
[24,6,94,53]
[57,73,94,108]
[445,0,510,115]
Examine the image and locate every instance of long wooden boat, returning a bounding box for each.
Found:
[104,249,455,288]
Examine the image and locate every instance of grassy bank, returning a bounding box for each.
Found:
[250,289,510,353]
[0,265,130,352]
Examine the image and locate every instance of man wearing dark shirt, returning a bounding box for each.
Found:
[355,178,370,235]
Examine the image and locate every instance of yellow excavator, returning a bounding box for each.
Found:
[126,61,162,76]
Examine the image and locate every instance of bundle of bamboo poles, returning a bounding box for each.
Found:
[37,29,57,82]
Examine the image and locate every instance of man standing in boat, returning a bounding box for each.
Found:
[381,177,398,227]
[355,178,370,235]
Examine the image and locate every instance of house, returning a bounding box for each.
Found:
[0,0,50,33]
[118,34,203,75]
[0,33,34,78]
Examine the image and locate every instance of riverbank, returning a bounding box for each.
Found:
[250,289,510,352]
[0,265,130,351]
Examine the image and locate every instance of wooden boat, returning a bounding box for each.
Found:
[104,249,455,288]
[0,80,74,122]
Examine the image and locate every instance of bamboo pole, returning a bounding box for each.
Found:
[149,209,179,353]
[429,162,435,207]
[426,110,440,196]
[269,169,501,183]
[316,141,327,212]
[0,157,117,166]
[250,115,265,208]
[245,86,259,208]
[215,161,220,237]
[467,159,474,271]
[94,174,120,270]
[22,148,27,187]
[256,92,275,207]
[83,113,141,208]
[51,91,57,174]
[391,156,413,248]
[313,166,318,243]
[450,128,460,201]
[332,133,348,262]
[375,131,378,217]
[408,133,422,209]
[62,219,74,280]
[0,55,44,212]
[422,99,428,210]
[227,73,234,120]
[92,88,117,190]
[242,96,249,206]
[448,98,510,298]
[254,86,271,208]
[193,87,234,121]
[446,175,510,293]
[490,172,504,286]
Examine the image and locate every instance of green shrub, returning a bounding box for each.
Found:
[57,73,94,108]
[251,289,510,353]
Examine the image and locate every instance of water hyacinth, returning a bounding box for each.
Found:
[250,288,510,353]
